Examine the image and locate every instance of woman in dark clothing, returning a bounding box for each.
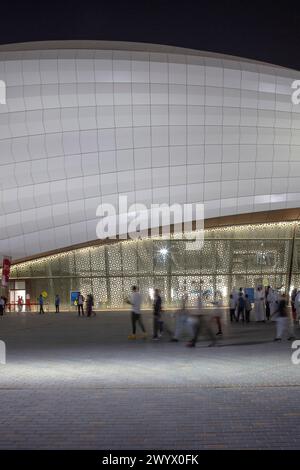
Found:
[152,289,162,340]
[265,286,271,321]
[86,294,94,317]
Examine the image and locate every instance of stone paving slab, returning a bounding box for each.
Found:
[0,312,299,449]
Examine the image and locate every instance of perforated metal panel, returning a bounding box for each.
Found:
[8,222,300,309]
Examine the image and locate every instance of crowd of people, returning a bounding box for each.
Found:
[1,283,299,344]
[125,284,224,347]
[230,286,271,323]
[0,295,24,313]
[126,284,299,345]
[0,292,94,316]
[73,292,95,317]
[230,285,299,341]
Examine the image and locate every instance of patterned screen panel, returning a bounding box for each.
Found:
[6,221,299,310]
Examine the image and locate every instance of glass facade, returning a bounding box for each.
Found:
[6,221,300,310]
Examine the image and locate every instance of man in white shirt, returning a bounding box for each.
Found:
[128,286,147,340]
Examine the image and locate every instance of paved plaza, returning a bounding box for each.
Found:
[0,310,300,449]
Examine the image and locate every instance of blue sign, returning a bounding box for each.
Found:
[70,291,80,306]
[244,288,255,303]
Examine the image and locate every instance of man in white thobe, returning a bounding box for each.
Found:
[254,286,266,322]
[267,288,278,319]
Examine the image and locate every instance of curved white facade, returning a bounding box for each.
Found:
[1,42,300,260]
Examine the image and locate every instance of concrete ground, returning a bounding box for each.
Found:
[0,310,299,449]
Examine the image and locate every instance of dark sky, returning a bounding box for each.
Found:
[1,0,300,70]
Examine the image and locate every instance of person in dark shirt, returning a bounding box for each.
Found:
[0,296,4,316]
[244,294,252,323]
[39,294,45,314]
[265,286,271,321]
[55,294,60,313]
[152,288,162,340]
[291,287,298,321]
[86,294,94,317]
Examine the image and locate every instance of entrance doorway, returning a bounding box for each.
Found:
[10,290,26,312]
[9,281,26,312]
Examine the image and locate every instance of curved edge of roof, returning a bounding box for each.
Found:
[0,39,296,72]
[10,207,300,265]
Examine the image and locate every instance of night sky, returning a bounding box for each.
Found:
[0,0,299,70]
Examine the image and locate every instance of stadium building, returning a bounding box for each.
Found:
[1,41,300,309]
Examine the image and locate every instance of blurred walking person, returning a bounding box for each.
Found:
[265,286,271,321]
[17,296,23,313]
[186,284,216,347]
[295,289,300,322]
[236,292,245,322]
[2,296,7,313]
[244,294,252,323]
[231,287,239,306]
[152,288,162,340]
[171,290,193,342]
[229,294,236,322]
[0,297,5,316]
[25,294,31,312]
[273,293,295,342]
[212,296,223,335]
[291,287,298,322]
